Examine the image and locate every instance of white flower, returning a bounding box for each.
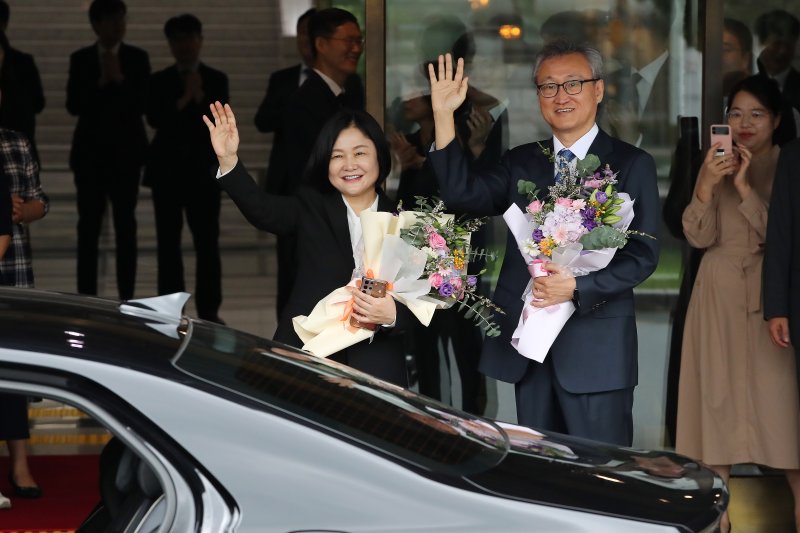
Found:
[541,204,587,246]
[521,239,540,256]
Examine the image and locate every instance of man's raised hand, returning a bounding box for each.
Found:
[428,53,468,114]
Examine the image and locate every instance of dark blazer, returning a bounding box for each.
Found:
[66,43,150,174]
[218,161,413,384]
[255,64,303,135]
[144,63,229,185]
[781,67,800,113]
[764,138,800,357]
[255,64,302,194]
[0,47,45,149]
[282,70,364,191]
[428,129,661,394]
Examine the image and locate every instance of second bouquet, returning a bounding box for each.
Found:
[293,199,502,358]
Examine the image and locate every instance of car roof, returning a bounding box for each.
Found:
[0,287,185,373]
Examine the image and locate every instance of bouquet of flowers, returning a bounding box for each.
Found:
[503,145,654,362]
[398,197,503,337]
[293,198,503,358]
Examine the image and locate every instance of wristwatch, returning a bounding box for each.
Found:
[571,287,580,309]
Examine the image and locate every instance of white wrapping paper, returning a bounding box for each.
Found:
[502,193,635,362]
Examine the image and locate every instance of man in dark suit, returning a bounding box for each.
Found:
[601,1,674,172]
[0,1,45,162]
[269,7,365,321]
[144,14,228,322]
[764,138,800,392]
[756,9,800,142]
[283,7,365,186]
[66,0,150,300]
[253,8,315,321]
[428,41,660,446]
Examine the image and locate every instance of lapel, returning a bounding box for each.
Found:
[322,193,356,269]
[534,138,555,186]
[588,129,614,164]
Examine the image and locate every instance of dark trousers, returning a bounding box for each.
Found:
[151,180,222,321]
[516,355,634,446]
[75,168,140,300]
[0,393,29,441]
[414,308,485,414]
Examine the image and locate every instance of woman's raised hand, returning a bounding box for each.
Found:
[731,145,752,200]
[428,53,468,114]
[203,101,240,173]
[694,143,738,203]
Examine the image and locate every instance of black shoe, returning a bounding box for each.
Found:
[9,474,41,499]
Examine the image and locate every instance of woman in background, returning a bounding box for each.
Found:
[676,75,800,533]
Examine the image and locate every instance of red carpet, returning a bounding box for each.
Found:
[0,455,99,533]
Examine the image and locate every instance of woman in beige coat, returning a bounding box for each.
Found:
[676,75,800,533]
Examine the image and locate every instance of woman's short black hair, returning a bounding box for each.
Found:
[303,109,391,195]
[726,74,785,144]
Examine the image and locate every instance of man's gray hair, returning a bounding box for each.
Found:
[532,40,604,83]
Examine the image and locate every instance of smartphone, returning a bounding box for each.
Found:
[349,277,388,331]
[710,124,733,157]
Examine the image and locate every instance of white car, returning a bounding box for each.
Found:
[0,287,726,532]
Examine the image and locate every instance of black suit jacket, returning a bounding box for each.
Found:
[0,47,45,149]
[764,138,800,355]
[219,161,412,370]
[255,64,302,194]
[144,63,229,186]
[429,129,661,394]
[281,70,364,192]
[66,43,151,174]
[781,67,800,113]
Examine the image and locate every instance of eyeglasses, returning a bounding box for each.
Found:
[726,110,770,123]
[536,79,600,98]
[326,36,365,47]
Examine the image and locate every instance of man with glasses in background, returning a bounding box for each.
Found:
[281,8,365,191]
[427,40,660,445]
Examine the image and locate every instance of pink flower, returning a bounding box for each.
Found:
[584,179,603,189]
[555,198,573,207]
[572,199,586,209]
[450,276,463,292]
[428,231,447,250]
[526,200,543,213]
[428,272,443,289]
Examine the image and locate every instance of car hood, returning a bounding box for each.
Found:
[465,423,725,532]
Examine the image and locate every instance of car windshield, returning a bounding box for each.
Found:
[173,322,508,476]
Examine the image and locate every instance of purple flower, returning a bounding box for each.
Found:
[595,191,607,204]
[467,275,478,287]
[439,282,455,297]
[582,206,597,220]
[532,228,544,241]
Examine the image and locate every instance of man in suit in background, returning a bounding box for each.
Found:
[144,14,228,323]
[282,8,365,187]
[0,0,45,162]
[756,10,800,141]
[254,8,315,320]
[428,41,660,445]
[254,8,315,186]
[66,0,149,300]
[764,138,800,396]
[272,7,365,321]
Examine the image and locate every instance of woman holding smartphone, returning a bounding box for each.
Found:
[204,102,412,387]
[676,75,800,533]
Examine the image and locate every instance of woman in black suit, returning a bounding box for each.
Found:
[204,102,413,386]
